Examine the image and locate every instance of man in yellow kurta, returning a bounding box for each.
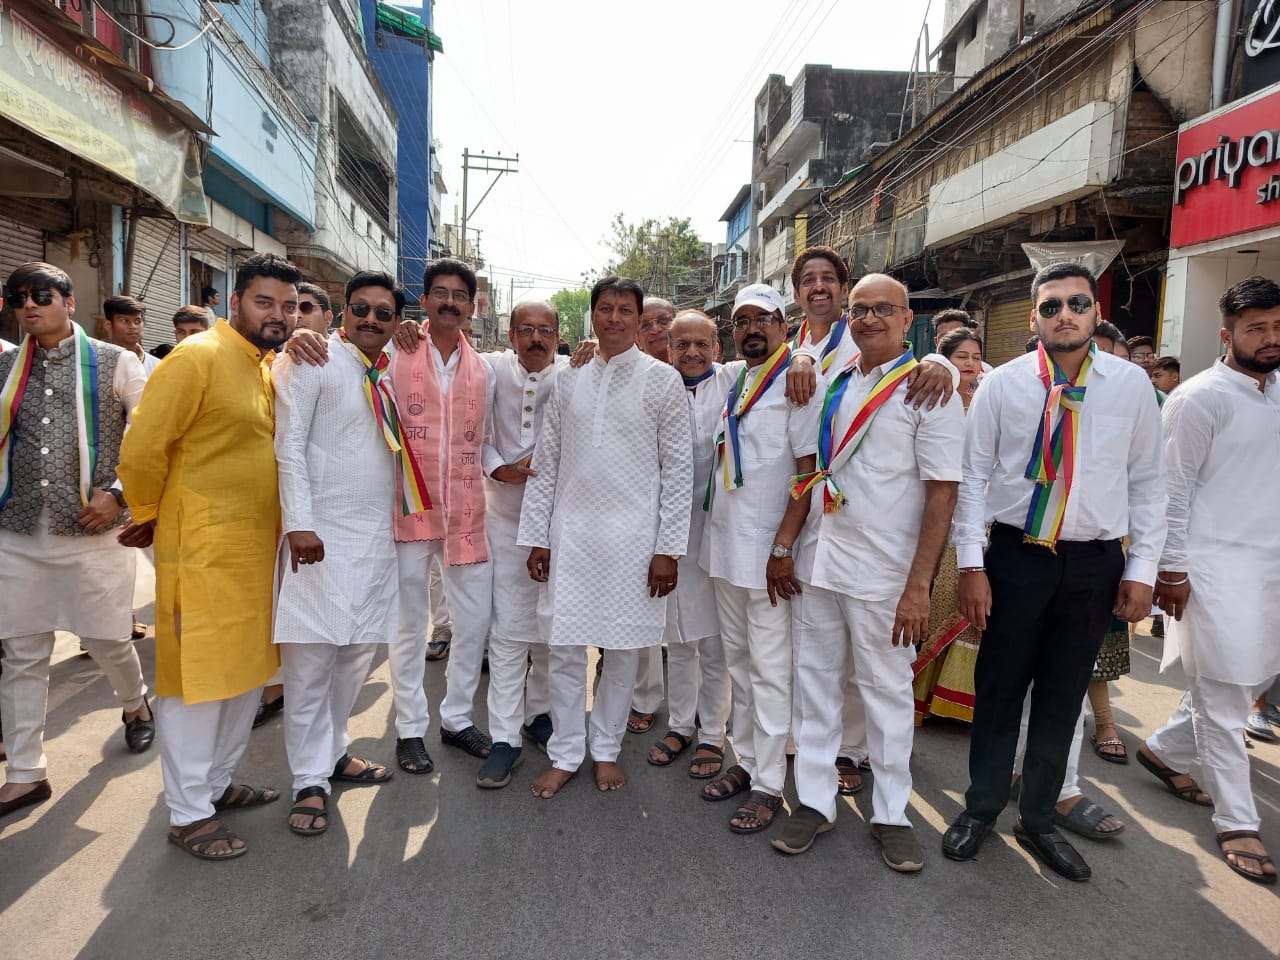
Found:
[118,253,301,862]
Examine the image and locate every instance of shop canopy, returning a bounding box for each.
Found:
[376,2,444,52]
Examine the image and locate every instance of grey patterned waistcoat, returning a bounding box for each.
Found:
[0,336,129,536]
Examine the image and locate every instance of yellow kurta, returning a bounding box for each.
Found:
[118,320,280,704]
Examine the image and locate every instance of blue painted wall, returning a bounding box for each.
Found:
[361,0,435,301]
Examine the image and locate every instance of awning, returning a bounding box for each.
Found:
[376,2,444,52]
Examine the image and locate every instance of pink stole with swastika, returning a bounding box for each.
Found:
[390,330,489,564]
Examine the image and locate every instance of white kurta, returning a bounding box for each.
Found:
[700,364,821,591]
[271,338,399,646]
[1158,359,1280,685]
[678,363,738,641]
[518,345,693,649]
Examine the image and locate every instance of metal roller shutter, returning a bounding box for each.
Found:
[984,299,1033,366]
[132,218,184,350]
[0,216,45,283]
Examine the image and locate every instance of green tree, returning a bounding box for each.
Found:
[549,287,592,345]
[600,214,709,304]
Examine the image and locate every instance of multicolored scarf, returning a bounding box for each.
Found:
[792,312,848,373]
[338,330,430,516]
[790,348,917,512]
[390,329,490,565]
[0,326,99,508]
[1022,342,1094,550]
[703,343,791,510]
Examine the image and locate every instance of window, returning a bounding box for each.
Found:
[335,100,392,230]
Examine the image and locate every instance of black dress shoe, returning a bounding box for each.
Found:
[0,780,52,818]
[942,812,995,861]
[253,694,284,729]
[1013,820,1091,881]
[123,701,156,753]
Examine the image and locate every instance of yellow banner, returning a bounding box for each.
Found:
[0,0,209,224]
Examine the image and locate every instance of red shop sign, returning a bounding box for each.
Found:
[1170,84,1280,248]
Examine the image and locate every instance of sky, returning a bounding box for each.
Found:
[430,0,947,309]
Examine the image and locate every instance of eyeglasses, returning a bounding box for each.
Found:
[733,314,782,330]
[427,287,473,306]
[639,316,674,332]
[515,325,557,338]
[1036,294,1094,319]
[5,289,56,309]
[347,302,397,323]
[849,303,907,320]
[298,301,323,315]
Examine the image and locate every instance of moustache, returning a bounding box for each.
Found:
[527,343,547,351]
[356,324,382,334]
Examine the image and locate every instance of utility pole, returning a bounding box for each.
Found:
[459,149,518,269]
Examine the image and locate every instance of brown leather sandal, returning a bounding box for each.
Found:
[701,763,751,801]
[729,790,782,834]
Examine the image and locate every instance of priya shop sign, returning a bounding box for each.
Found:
[1170,84,1280,248]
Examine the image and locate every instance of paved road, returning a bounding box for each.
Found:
[1,562,1276,960]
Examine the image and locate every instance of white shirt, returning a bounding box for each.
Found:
[0,338,16,352]
[482,350,566,521]
[793,321,959,388]
[271,336,398,645]
[701,362,820,591]
[952,348,1167,584]
[1158,359,1280,684]
[136,349,161,376]
[518,345,693,648]
[794,360,965,601]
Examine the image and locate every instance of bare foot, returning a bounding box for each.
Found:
[1057,794,1125,834]
[530,768,575,799]
[289,794,327,832]
[0,781,39,803]
[593,760,627,791]
[1221,834,1278,881]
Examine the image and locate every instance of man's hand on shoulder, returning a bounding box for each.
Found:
[903,360,954,410]
[285,328,329,366]
[393,319,425,353]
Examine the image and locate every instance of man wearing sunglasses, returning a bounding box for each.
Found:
[269,271,409,835]
[386,258,497,773]
[0,262,154,822]
[474,300,567,787]
[945,261,1166,881]
[295,283,334,335]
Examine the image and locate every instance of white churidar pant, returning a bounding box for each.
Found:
[0,631,147,784]
[841,674,868,763]
[792,585,915,825]
[155,688,259,826]
[429,552,451,627]
[525,643,550,722]
[1015,689,1084,803]
[390,540,493,737]
[633,642,666,714]
[665,632,731,745]
[547,645,640,770]
[280,642,377,795]
[715,580,792,797]
[1147,675,1275,833]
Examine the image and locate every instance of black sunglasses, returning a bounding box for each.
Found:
[347,302,396,323]
[6,289,56,309]
[1037,294,1094,319]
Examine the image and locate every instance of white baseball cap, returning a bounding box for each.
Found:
[731,283,785,319]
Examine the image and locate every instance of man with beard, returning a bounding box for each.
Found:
[520,277,692,798]
[1140,276,1280,885]
[117,253,301,860]
[646,310,735,778]
[944,262,1166,881]
[475,301,565,787]
[388,259,496,772]
[271,272,412,835]
[629,295,678,731]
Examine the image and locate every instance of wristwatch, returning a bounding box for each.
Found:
[770,543,792,559]
[108,487,127,509]
[662,553,680,562]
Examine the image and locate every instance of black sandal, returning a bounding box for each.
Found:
[688,743,724,780]
[835,756,865,796]
[701,763,751,801]
[626,709,656,734]
[647,731,691,766]
[1217,830,1278,885]
[331,753,393,785]
[167,817,247,860]
[213,783,280,811]
[729,790,782,834]
[396,737,435,775]
[1136,747,1212,806]
[288,786,329,837]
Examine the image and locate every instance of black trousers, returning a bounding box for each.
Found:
[964,524,1124,832]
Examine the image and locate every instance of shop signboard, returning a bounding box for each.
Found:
[1244,0,1280,96]
[1170,84,1280,248]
